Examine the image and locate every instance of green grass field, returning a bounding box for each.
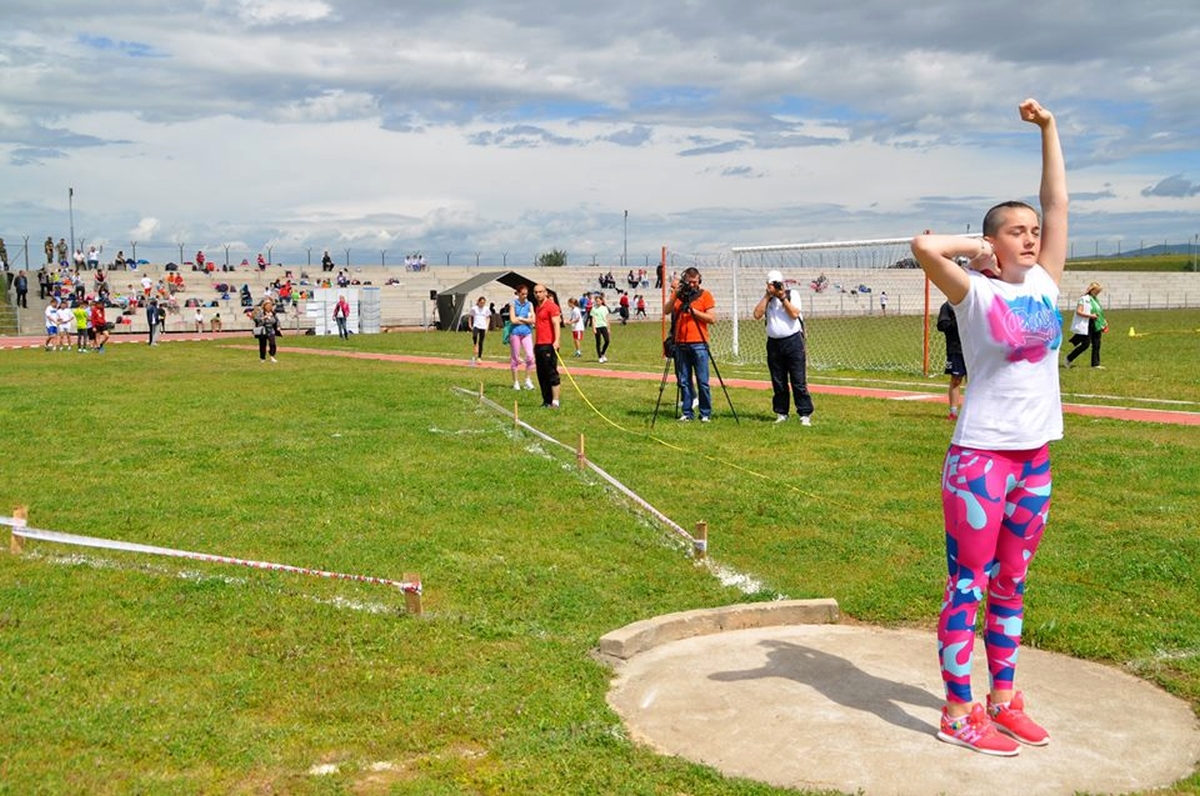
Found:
[1,309,1198,794]
[1067,253,1200,272]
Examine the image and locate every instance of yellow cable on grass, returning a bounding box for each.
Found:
[555,352,830,504]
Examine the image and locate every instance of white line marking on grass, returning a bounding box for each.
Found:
[706,562,770,595]
[303,594,394,614]
[428,425,496,436]
[31,551,396,614]
[454,386,785,600]
[1128,647,1200,669]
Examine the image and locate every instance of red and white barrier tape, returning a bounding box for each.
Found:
[0,516,419,594]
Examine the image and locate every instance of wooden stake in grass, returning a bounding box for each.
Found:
[577,433,586,469]
[693,520,708,559]
[10,505,27,555]
[514,400,519,430]
[403,572,423,616]
[479,382,485,401]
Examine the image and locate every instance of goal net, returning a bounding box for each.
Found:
[669,238,947,375]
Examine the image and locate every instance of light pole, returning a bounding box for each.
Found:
[623,210,628,269]
[68,187,75,258]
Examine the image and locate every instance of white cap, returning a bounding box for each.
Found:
[767,270,784,283]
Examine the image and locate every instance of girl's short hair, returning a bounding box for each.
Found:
[982,201,1039,237]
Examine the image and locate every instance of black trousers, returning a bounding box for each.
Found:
[258,333,277,359]
[534,344,560,405]
[1066,319,1102,366]
[766,332,814,417]
[594,327,610,357]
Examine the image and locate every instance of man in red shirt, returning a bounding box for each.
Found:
[663,267,716,421]
[89,298,110,353]
[532,284,562,409]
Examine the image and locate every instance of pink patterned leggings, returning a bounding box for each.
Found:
[937,444,1051,704]
[509,332,534,375]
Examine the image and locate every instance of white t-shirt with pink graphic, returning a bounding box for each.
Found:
[951,266,1063,450]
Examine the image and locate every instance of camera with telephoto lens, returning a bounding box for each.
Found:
[676,282,701,307]
[771,280,785,293]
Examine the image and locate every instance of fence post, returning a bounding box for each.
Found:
[10,505,27,555]
[693,520,708,559]
[403,572,423,615]
[577,433,586,469]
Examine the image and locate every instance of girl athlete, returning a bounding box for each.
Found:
[911,98,1067,757]
[509,285,536,390]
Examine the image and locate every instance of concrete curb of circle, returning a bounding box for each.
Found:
[596,598,840,663]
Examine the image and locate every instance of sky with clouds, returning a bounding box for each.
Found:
[2,0,1199,267]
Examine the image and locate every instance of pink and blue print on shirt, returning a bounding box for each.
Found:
[985,293,1062,363]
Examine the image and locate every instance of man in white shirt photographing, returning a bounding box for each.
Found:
[753,269,813,425]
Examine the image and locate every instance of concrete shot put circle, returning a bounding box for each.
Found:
[599,600,1200,796]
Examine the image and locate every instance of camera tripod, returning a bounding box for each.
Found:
[651,302,739,428]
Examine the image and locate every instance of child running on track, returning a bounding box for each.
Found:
[911,98,1067,757]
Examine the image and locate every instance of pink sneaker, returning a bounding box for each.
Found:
[937,703,1020,756]
[988,691,1049,746]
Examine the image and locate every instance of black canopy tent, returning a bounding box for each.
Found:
[434,271,536,331]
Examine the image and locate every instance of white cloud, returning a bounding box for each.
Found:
[0,0,1198,262]
[232,0,333,26]
[130,217,161,241]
